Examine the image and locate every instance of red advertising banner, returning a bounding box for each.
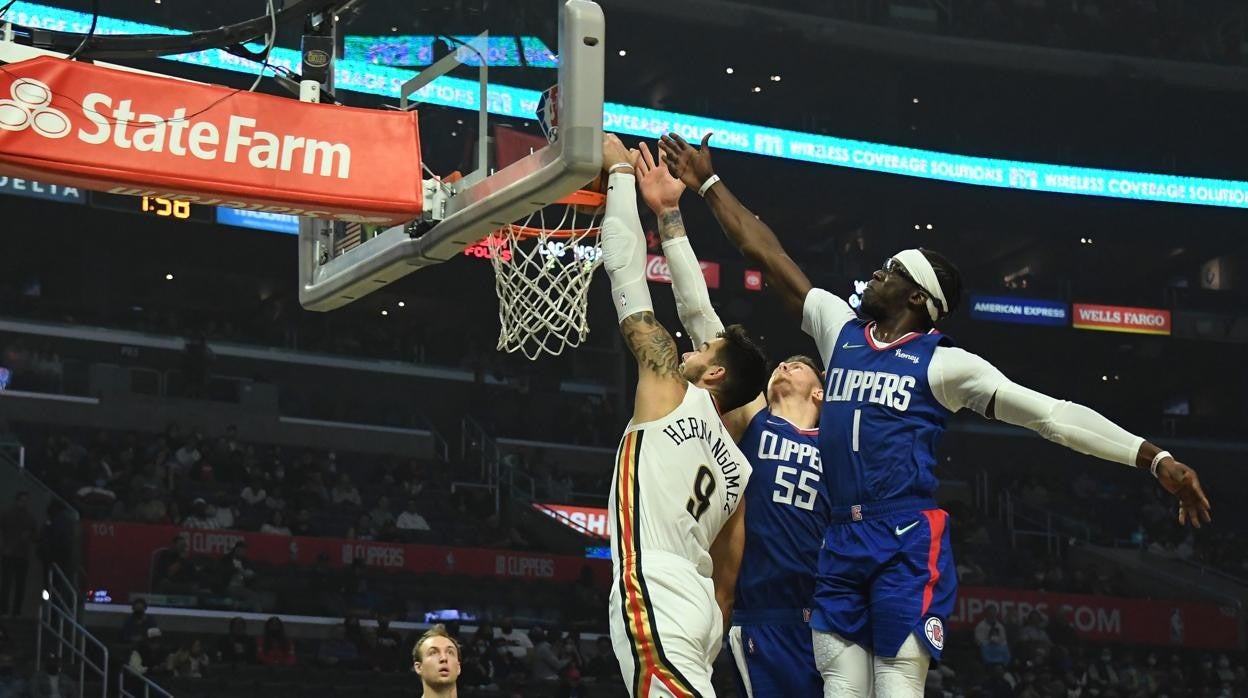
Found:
[533,503,610,539]
[951,586,1241,650]
[645,254,721,289]
[0,57,423,226]
[744,269,763,292]
[83,522,610,601]
[1072,303,1172,335]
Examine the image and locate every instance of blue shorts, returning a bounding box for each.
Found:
[810,498,957,660]
[727,610,822,698]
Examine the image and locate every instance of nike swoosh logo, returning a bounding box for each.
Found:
[895,521,920,536]
[841,343,865,349]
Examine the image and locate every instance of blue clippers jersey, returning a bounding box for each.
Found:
[819,320,954,507]
[734,408,829,612]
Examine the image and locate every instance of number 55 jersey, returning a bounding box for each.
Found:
[608,383,753,698]
[727,408,828,698]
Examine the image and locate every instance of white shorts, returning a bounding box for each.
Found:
[609,551,721,698]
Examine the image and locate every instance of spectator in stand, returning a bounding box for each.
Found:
[413,624,461,698]
[395,500,431,533]
[119,599,159,646]
[459,633,499,690]
[317,615,372,669]
[980,627,1011,667]
[240,477,267,508]
[256,616,296,666]
[29,655,76,698]
[260,511,292,536]
[173,436,203,479]
[1018,610,1052,658]
[216,617,258,665]
[373,613,405,672]
[132,484,168,524]
[212,497,238,529]
[128,627,171,678]
[215,542,260,611]
[974,605,1006,647]
[0,491,38,617]
[493,619,532,661]
[166,638,211,678]
[529,626,569,681]
[369,496,395,529]
[350,514,376,541]
[182,498,221,529]
[1048,607,1078,648]
[331,474,363,508]
[585,636,621,684]
[152,534,198,594]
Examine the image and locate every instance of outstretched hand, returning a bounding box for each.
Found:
[658,132,716,191]
[635,142,685,213]
[1156,458,1212,528]
[602,133,635,173]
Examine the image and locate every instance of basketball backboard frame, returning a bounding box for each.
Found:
[298,0,604,312]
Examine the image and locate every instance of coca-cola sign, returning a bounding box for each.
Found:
[645,254,721,289]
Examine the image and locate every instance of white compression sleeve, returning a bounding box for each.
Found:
[599,173,654,322]
[991,381,1145,467]
[660,236,725,347]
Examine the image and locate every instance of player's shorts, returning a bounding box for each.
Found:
[809,497,956,661]
[609,550,721,697]
[727,609,822,698]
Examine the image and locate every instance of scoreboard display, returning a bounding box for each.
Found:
[91,192,216,223]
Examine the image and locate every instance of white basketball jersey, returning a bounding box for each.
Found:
[609,384,753,579]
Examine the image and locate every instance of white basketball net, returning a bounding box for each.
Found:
[489,203,604,360]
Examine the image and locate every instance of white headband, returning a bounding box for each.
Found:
[893,248,948,323]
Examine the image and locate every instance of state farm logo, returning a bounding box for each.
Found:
[0,79,71,139]
[0,78,353,180]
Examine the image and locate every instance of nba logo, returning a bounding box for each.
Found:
[851,505,862,522]
[747,637,756,655]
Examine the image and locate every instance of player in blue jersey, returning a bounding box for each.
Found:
[659,133,1212,697]
[635,142,826,698]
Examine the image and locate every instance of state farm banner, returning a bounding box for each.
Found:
[83,521,609,602]
[1072,303,1172,335]
[951,587,1241,650]
[0,57,423,226]
[646,254,721,289]
[533,503,609,539]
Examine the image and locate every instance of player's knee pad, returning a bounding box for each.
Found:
[872,634,930,698]
[812,630,871,698]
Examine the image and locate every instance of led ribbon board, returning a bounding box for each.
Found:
[7,2,1248,210]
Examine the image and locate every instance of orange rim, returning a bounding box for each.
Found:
[493,188,605,240]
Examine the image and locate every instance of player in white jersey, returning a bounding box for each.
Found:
[599,134,769,698]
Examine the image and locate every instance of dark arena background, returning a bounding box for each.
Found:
[0,0,1247,696]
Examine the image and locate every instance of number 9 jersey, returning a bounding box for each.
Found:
[608,384,753,698]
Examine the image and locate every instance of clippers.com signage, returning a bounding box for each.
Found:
[645,254,721,289]
[82,521,609,601]
[534,503,609,539]
[952,587,1241,650]
[1072,303,1172,336]
[0,57,423,226]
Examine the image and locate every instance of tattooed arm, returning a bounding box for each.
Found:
[619,311,689,422]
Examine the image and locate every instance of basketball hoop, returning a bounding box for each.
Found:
[488,188,606,360]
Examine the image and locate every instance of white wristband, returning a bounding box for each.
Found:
[1149,450,1171,478]
[608,162,634,174]
[698,174,721,197]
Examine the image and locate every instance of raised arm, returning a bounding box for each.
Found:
[599,134,688,423]
[659,133,812,319]
[636,142,765,439]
